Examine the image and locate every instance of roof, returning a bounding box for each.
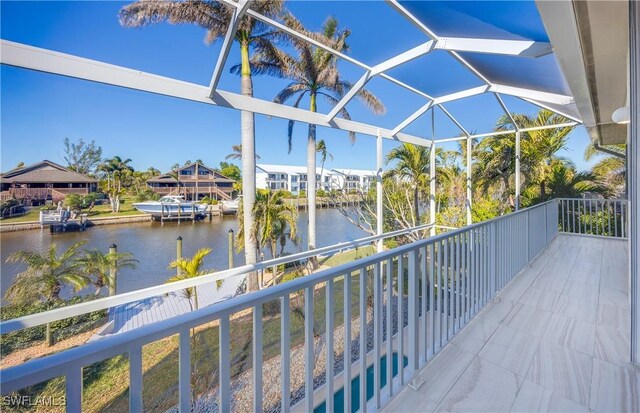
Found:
[0,160,97,183]
[536,1,628,145]
[147,164,235,183]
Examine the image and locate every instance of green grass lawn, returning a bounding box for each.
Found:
[0,197,145,225]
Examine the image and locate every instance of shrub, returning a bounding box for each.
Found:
[64,194,83,210]
[316,189,327,197]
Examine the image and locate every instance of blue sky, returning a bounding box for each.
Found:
[1,0,596,174]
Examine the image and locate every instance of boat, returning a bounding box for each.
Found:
[221,196,241,215]
[132,196,208,217]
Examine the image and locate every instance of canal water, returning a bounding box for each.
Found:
[0,209,368,297]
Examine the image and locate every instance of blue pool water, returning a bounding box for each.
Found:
[313,353,408,413]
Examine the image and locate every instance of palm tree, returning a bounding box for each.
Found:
[384,143,432,225]
[120,0,285,292]
[98,156,135,212]
[5,241,89,305]
[316,139,333,189]
[524,161,604,203]
[78,248,138,295]
[225,144,260,161]
[5,241,90,346]
[246,15,384,249]
[236,189,298,263]
[167,247,215,311]
[475,110,575,209]
[584,144,626,198]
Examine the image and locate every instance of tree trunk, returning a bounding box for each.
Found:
[240,42,259,292]
[308,93,317,250]
[540,180,547,200]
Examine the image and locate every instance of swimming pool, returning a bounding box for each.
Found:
[313,353,408,413]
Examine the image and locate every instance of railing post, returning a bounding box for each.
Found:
[281,295,291,413]
[178,329,191,413]
[408,250,419,375]
[65,366,82,413]
[129,347,143,412]
[490,222,497,297]
[253,304,263,413]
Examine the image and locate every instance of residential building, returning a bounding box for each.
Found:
[256,164,376,194]
[0,160,98,203]
[147,163,234,200]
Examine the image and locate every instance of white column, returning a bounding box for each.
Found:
[515,131,521,210]
[376,129,384,253]
[629,0,639,364]
[466,135,473,225]
[430,140,436,237]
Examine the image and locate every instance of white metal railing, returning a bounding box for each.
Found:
[558,198,628,238]
[0,200,558,412]
[0,223,435,336]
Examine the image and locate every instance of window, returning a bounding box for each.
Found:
[269,174,276,180]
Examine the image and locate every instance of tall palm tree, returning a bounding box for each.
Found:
[384,143,432,225]
[225,144,260,161]
[5,241,90,346]
[245,15,385,249]
[120,0,286,292]
[167,247,214,311]
[79,248,138,295]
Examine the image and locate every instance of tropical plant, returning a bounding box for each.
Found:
[97,156,135,212]
[5,241,89,305]
[236,190,298,270]
[167,247,218,311]
[248,15,384,249]
[78,248,138,295]
[384,143,432,225]
[225,144,260,161]
[585,144,626,197]
[316,139,333,185]
[120,0,286,292]
[475,110,575,209]
[522,161,604,204]
[5,241,90,346]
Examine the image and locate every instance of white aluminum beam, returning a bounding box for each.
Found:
[494,93,520,131]
[376,129,383,253]
[434,136,467,143]
[490,84,574,105]
[437,104,470,136]
[432,85,489,104]
[327,41,435,121]
[0,40,431,147]
[392,101,433,136]
[208,0,251,97]
[520,97,583,123]
[435,37,552,58]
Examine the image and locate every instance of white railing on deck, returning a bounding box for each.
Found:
[0,223,435,335]
[558,198,628,238]
[0,200,558,412]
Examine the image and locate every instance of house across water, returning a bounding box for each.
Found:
[146,162,235,201]
[0,160,98,204]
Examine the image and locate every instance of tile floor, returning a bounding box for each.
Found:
[383,234,638,413]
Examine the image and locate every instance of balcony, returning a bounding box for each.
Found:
[384,234,634,412]
[0,199,634,412]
